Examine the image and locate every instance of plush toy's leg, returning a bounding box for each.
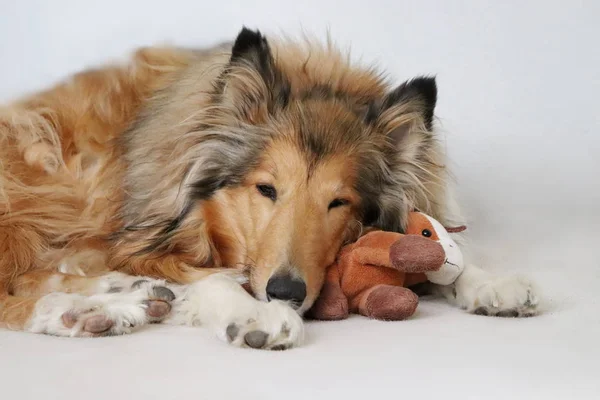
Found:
[353,285,418,321]
[307,266,349,320]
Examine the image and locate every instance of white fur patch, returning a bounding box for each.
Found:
[166,274,304,350]
[443,264,540,317]
[26,291,150,337]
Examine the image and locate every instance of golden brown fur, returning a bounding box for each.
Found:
[0,28,448,329]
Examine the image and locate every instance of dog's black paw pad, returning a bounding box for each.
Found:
[244,330,269,348]
[270,344,291,351]
[496,309,519,318]
[152,286,175,302]
[131,279,149,289]
[226,323,240,342]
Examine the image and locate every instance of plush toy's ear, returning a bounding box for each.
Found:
[445,225,467,233]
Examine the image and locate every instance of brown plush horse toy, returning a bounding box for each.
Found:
[308,212,466,321]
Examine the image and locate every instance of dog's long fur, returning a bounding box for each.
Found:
[0,28,539,343]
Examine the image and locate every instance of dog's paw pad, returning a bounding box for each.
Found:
[144,300,171,320]
[496,309,520,318]
[61,308,116,334]
[226,323,240,342]
[58,305,140,337]
[244,330,269,348]
[151,286,176,302]
[130,281,176,322]
[220,300,303,350]
[83,315,114,333]
[269,344,291,351]
[131,279,149,289]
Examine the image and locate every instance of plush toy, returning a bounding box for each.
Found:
[308,212,466,321]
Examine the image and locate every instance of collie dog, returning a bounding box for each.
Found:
[0,28,538,349]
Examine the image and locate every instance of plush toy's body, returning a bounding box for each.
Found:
[309,212,465,321]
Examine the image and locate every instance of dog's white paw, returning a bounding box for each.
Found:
[26,286,175,337]
[460,275,539,317]
[167,274,304,350]
[220,300,304,350]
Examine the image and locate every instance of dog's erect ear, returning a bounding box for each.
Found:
[230,27,271,71]
[222,27,290,117]
[367,76,437,144]
[385,76,437,130]
[359,76,441,233]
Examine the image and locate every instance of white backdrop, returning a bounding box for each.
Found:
[1,1,599,399]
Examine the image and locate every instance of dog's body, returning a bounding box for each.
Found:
[0,29,538,348]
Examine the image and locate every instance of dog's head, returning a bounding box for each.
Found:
[118,28,446,314]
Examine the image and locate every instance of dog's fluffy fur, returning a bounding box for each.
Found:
[0,28,539,347]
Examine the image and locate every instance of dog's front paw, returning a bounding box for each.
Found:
[464,275,539,317]
[26,291,151,337]
[165,274,304,350]
[221,300,304,351]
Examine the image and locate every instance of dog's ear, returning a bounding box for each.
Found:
[230,27,273,76]
[231,27,264,56]
[385,76,437,131]
[220,27,290,120]
[367,76,437,143]
[360,76,442,233]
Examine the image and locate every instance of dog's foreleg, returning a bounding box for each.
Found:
[165,273,304,350]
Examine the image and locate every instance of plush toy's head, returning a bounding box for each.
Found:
[405,212,465,285]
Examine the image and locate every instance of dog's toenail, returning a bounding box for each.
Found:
[226,323,239,342]
[107,287,122,293]
[244,330,269,348]
[270,344,290,351]
[280,323,290,337]
[473,307,489,316]
[152,286,175,302]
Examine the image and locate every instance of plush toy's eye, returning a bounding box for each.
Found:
[421,229,432,237]
[328,198,349,210]
[256,184,277,201]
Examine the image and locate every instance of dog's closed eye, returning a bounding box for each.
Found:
[328,198,349,210]
[256,184,277,201]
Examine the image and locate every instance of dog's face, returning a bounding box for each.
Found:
[118,28,445,313]
[204,121,364,313]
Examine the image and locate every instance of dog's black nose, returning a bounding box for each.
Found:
[266,274,306,304]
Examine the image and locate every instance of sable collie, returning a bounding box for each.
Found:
[0,28,538,349]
